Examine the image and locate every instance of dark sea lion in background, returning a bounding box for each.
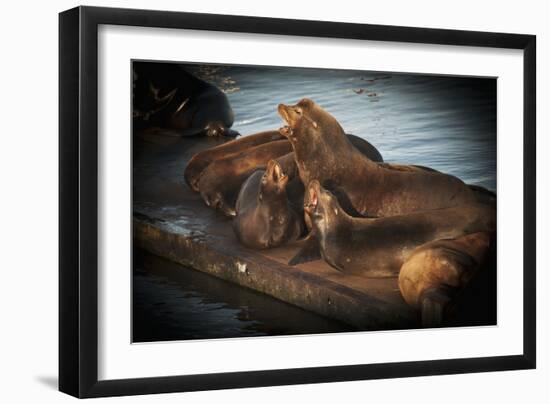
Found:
[133,61,238,137]
[184,130,284,191]
[197,140,293,216]
[304,180,496,277]
[233,160,304,249]
[398,231,495,327]
[278,98,477,217]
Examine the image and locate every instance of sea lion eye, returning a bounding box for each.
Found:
[295,107,303,115]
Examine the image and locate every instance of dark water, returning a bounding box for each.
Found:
[133,249,353,342]
[190,64,497,191]
[133,64,497,342]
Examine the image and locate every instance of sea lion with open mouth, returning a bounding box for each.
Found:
[233,160,305,249]
[278,98,478,217]
[304,180,496,277]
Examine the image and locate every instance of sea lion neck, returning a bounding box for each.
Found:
[259,185,288,208]
[292,129,376,185]
[311,197,352,241]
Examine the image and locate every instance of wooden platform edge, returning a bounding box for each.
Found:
[133,214,417,330]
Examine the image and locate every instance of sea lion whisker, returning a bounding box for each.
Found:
[174,97,189,115]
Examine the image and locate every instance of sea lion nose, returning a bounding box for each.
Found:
[277,104,290,122]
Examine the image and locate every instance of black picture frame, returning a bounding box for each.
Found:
[59,5,536,398]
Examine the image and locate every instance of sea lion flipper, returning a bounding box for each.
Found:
[420,289,451,328]
[288,235,321,266]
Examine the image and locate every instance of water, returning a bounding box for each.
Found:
[133,249,353,342]
[190,64,497,191]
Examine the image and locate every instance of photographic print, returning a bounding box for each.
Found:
[132,61,497,343]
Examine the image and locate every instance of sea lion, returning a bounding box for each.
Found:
[398,231,495,327]
[185,130,383,192]
[278,98,477,217]
[233,160,304,249]
[185,130,284,191]
[304,180,496,277]
[133,61,238,137]
[190,131,383,216]
[287,162,448,266]
[197,139,293,216]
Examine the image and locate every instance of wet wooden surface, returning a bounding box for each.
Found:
[133,133,418,330]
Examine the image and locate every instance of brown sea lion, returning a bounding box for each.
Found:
[233,160,304,249]
[278,98,477,217]
[304,180,496,277]
[398,231,495,327]
[185,130,383,193]
[287,162,448,266]
[193,132,383,217]
[197,140,293,216]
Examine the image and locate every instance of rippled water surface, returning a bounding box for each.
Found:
[133,249,353,342]
[191,64,497,190]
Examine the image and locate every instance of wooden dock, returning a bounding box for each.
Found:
[133,133,418,330]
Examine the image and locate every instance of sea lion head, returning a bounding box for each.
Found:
[204,121,240,138]
[304,180,342,234]
[246,161,294,249]
[277,98,344,144]
[258,160,288,202]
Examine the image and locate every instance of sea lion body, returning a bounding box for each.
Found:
[305,181,496,277]
[398,231,494,307]
[133,62,237,137]
[398,231,495,327]
[278,98,477,217]
[233,161,304,249]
